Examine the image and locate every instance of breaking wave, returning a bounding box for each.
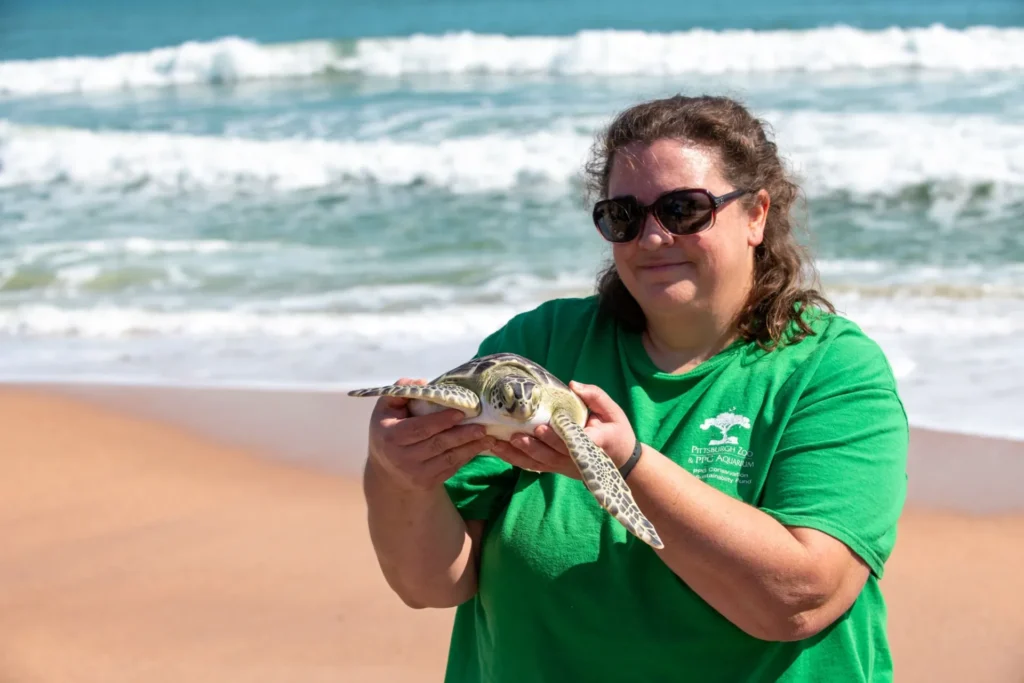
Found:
[3,287,1023,340]
[2,24,1023,96]
[2,111,1023,198]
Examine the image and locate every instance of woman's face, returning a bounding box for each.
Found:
[606,139,767,322]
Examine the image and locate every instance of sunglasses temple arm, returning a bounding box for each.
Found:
[713,189,749,207]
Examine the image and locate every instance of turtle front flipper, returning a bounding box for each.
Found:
[550,409,664,550]
[347,383,482,417]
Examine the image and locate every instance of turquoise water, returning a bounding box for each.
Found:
[4,0,1021,59]
[1,0,1023,438]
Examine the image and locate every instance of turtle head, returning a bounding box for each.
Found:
[491,376,541,422]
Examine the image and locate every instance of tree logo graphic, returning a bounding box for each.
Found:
[699,411,752,446]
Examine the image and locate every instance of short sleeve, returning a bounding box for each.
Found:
[443,300,562,522]
[444,451,518,521]
[759,326,909,578]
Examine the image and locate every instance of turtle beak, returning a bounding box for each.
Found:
[499,379,537,421]
[513,384,538,421]
[511,402,532,421]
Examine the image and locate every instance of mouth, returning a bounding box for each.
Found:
[638,261,690,272]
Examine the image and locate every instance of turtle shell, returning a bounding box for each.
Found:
[433,352,567,390]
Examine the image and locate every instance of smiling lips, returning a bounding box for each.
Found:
[639,261,690,271]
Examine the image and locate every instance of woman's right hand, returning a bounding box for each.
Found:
[366,378,496,492]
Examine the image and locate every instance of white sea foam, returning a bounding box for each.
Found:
[818,260,1024,292]
[0,294,1021,440]
[1,25,1023,97]
[2,291,1021,341]
[0,303,526,342]
[832,294,1024,337]
[268,271,596,312]
[343,25,1024,77]
[0,37,339,97]
[0,120,582,193]
[7,237,243,262]
[2,111,1023,198]
[770,111,1024,198]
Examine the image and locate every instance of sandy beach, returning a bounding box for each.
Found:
[2,383,1023,683]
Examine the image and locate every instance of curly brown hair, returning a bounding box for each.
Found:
[584,94,834,350]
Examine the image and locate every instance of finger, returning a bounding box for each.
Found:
[379,377,429,411]
[423,437,496,483]
[508,433,566,469]
[410,423,491,461]
[389,407,469,447]
[533,424,570,456]
[491,440,549,472]
[569,380,621,420]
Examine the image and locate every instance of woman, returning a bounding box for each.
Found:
[361,95,908,683]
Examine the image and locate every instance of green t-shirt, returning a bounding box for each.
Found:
[442,295,909,683]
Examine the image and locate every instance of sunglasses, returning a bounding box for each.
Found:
[592,187,751,243]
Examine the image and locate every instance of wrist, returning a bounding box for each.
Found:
[617,439,644,480]
[365,451,445,497]
[365,449,394,484]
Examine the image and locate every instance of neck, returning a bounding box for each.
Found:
[642,305,741,375]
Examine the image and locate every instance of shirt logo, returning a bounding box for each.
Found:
[690,409,755,490]
[699,410,752,446]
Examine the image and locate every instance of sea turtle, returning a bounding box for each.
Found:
[348,352,664,550]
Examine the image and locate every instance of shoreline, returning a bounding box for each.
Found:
[4,371,1023,442]
[6,378,1023,513]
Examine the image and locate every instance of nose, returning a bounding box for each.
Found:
[637,212,674,250]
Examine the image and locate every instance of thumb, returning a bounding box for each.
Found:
[381,377,426,413]
[569,381,618,418]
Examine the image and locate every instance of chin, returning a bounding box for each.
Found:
[629,279,701,313]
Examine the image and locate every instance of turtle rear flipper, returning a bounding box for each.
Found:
[550,409,664,550]
[347,383,482,417]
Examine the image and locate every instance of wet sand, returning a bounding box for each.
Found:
[1,383,1022,682]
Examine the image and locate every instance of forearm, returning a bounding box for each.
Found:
[362,456,478,609]
[628,446,842,640]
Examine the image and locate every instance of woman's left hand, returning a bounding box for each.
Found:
[490,381,637,478]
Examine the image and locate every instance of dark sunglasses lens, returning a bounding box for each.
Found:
[594,199,640,242]
[656,191,714,234]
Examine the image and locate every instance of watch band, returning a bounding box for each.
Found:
[618,439,643,480]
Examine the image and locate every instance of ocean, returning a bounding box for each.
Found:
[1,0,1022,439]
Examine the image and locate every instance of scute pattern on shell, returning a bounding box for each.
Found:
[434,352,567,389]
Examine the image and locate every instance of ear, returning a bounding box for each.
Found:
[747,189,769,247]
